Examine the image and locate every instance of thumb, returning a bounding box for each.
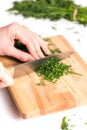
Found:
[0,62,14,88]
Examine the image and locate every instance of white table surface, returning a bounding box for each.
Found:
[0,0,87,129]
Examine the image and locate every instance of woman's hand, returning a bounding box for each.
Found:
[0,62,14,88]
[0,22,51,88]
[0,22,51,62]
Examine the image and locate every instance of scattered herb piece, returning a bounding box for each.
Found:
[61,115,87,129]
[50,48,62,54]
[66,27,74,30]
[44,38,50,42]
[74,31,79,34]
[77,39,80,42]
[51,26,57,30]
[7,0,87,25]
[48,43,53,46]
[85,122,87,125]
[61,116,70,130]
[61,116,75,130]
[36,79,45,86]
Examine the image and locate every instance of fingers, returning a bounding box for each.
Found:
[14,23,51,59]
[19,32,51,59]
[25,35,45,59]
[7,47,35,62]
[0,62,14,88]
[22,26,51,56]
[36,35,51,55]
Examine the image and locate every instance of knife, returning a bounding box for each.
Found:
[8,51,74,78]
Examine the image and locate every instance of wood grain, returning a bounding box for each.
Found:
[0,35,87,119]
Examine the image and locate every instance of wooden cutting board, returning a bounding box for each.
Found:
[0,35,87,119]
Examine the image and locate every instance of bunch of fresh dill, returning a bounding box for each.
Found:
[7,0,87,25]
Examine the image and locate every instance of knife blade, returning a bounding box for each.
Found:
[8,51,74,78]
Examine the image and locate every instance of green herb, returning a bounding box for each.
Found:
[51,25,57,30]
[77,39,80,42]
[61,116,69,130]
[36,79,45,86]
[50,48,62,54]
[44,38,50,42]
[61,116,75,130]
[36,57,81,83]
[66,27,74,30]
[7,0,87,25]
[74,31,79,34]
[85,122,87,125]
